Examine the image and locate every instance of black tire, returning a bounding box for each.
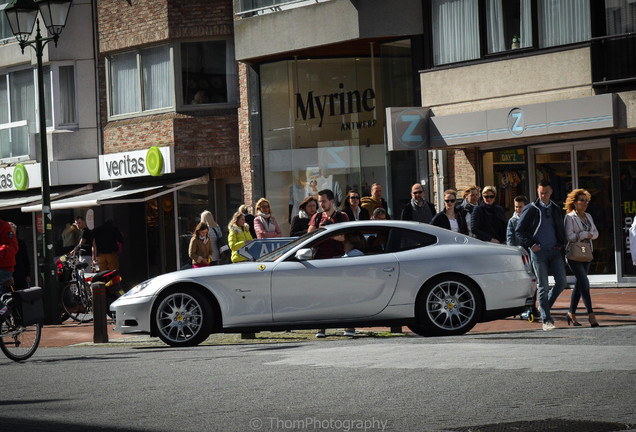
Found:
[0,314,42,362]
[409,275,482,337]
[153,288,213,347]
[60,282,93,323]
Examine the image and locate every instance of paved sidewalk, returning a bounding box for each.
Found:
[38,288,636,348]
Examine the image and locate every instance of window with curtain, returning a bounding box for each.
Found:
[605,0,636,34]
[44,66,53,127]
[142,46,173,111]
[537,0,591,48]
[432,0,480,65]
[59,65,76,124]
[0,2,14,40]
[10,69,35,125]
[181,40,237,106]
[109,45,173,117]
[486,0,532,53]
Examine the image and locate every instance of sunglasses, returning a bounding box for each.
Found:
[349,196,360,200]
[412,190,423,195]
[445,199,456,203]
[483,195,495,199]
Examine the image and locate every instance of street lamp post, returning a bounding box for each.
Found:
[5,0,72,324]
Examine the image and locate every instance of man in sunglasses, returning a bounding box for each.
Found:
[400,183,436,223]
[516,180,567,331]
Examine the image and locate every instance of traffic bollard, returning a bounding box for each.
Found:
[92,282,109,343]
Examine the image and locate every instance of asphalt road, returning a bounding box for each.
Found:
[2,325,635,432]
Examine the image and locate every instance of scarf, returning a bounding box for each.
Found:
[257,212,276,232]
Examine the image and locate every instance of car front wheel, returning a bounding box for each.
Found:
[409,276,482,336]
[154,288,213,347]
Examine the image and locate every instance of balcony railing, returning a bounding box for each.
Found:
[236,0,328,17]
[591,32,636,86]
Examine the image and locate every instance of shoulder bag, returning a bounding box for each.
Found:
[566,241,593,262]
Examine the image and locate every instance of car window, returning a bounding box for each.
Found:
[295,227,392,260]
[257,229,324,262]
[386,228,437,253]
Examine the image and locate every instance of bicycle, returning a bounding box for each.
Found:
[0,282,43,362]
[59,254,93,323]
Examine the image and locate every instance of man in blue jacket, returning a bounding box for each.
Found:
[515,181,566,331]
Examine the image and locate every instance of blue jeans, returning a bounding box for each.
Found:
[566,259,593,314]
[531,248,567,323]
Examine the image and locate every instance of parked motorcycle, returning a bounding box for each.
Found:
[56,253,126,322]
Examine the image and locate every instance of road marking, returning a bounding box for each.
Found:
[264,343,636,372]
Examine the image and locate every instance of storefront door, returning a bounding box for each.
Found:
[531,140,615,281]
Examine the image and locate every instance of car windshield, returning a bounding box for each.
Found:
[256,229,324,262]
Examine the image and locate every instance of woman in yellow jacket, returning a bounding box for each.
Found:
[228,211,253,263]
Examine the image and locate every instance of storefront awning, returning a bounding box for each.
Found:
[0,186,91,211]
[21,176,207,212]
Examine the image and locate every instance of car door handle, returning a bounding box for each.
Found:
[383,266,395,273]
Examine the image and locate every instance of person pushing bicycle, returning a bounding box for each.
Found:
[0,219,19,321]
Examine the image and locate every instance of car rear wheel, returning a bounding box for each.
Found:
[154,288,213,347]
[409,275,482,336]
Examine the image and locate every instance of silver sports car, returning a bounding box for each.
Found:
[111,220,536,347]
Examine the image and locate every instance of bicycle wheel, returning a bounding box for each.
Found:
[0,314,42,362]
[60,282,93,323]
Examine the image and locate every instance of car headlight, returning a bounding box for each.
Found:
[122,279,153,298]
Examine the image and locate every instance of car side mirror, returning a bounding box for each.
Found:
[295,248,313,261]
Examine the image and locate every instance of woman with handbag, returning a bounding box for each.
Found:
[564,189,599,327]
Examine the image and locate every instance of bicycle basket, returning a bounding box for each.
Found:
[13,287,44,326]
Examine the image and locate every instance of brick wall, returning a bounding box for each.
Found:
[98,0,233,52]
[97,0,239,176]
[449,148,479,194]
[237,62,255,206]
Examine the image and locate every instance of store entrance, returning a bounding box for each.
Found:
[531,140,614,279]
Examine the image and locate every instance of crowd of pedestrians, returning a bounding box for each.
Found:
[181,177,605,336]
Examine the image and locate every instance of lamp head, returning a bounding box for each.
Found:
[4,0,39,43]
[35,0,72,38]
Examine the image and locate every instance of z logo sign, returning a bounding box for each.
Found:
[507,108,525,136]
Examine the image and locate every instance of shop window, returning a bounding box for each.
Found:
[619,138,636,276]
[481,148,528,218]
[261,58,389,233]
[181,40,237,106]
[108,45,174,117]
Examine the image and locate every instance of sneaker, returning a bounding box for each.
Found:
[315,330,326,338]
[343,328,356,337]
[542,321,556,331]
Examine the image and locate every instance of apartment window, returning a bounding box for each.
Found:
[486,0,532,53]
[0,2,14,40]
[605,0,636,34]
[181,40,237,106]
[109,45,174,117]
[431,0,592,66]
[432,0,480,65]
[537,0,591,47]
[0,65,76,160]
